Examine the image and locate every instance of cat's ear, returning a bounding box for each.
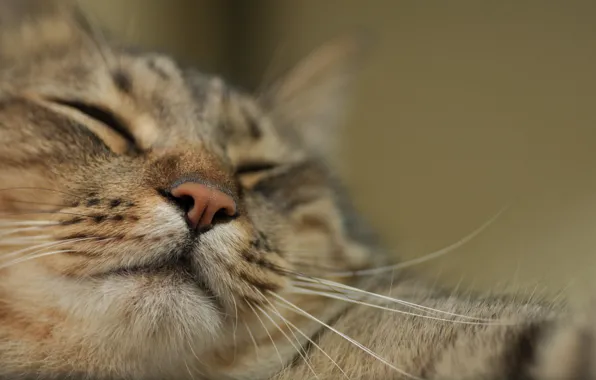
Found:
[262,33,372,159]
[0,0,90,64]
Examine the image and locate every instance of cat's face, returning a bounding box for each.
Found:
[0,1,378,378]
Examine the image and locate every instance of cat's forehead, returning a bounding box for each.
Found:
[0,0,351,166]
[3,40,269,148]
[112,51,278,148]
[0,0,277,152]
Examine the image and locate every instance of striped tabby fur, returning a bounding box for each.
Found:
[0,1,593,379]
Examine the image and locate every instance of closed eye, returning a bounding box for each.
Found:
[48,98,138,150]
[236,162,278,175]
[235,161,279,188]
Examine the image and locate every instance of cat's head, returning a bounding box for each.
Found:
[0,1,380,378]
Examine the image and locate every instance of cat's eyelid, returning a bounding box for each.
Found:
[47,97,139,151]
[235,161,278,175]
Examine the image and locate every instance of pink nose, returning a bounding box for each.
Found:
[170,182,237,230]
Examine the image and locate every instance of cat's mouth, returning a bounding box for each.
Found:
[97,254,215,296]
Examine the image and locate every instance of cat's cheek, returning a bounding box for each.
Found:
[191,219,291,305]
[46,202,191,277]
[129,201,189,241]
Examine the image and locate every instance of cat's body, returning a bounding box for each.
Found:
[0,1,593,379]
[273,275,559,380]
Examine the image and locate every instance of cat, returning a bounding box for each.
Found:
[0,1,594,379]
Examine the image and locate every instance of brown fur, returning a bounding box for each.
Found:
[0,1,595,379]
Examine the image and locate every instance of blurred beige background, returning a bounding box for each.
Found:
[79,1,596,296]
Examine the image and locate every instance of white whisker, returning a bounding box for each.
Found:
[270,291,422,380]
[0,237,109,260]
[293,277,499,323]
[243,320,260,360]
[0,220,58,227]
[231,296,239,364]
[255,304,319,379]
[247,302,284,369]
[0,226,50,237]
[0,236,53,245]
[265,304,350,379]
[260,297,306,362]
[290,287,511,326]
[0,249,75,269]
[260,297,302,341]
[332,206,508,277]
[185,330,206,378]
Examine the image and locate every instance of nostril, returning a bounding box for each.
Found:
[158,189,194,214]
[174,195,194,214]
[169,182,237,231]
[211,208,237,225]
